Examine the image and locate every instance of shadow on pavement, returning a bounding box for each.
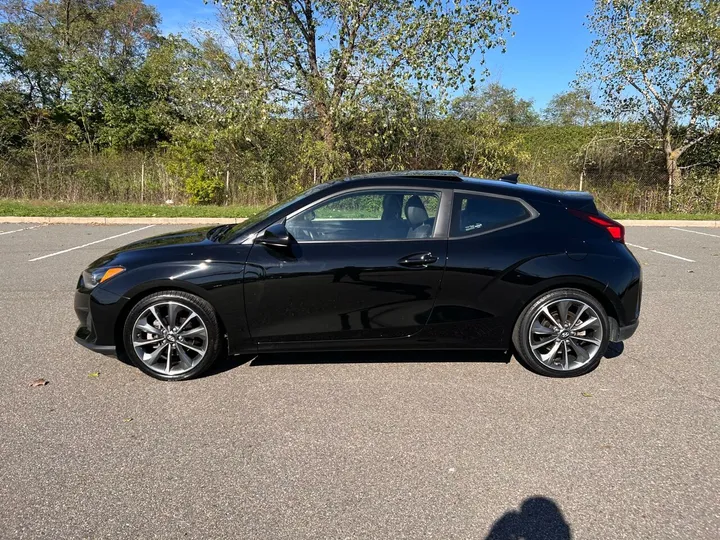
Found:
[248,349,512,367]
[123,344,622,379]
[604,341,625,358]
[485,496,571,540]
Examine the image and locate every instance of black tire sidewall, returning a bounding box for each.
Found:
[512,288,610,378]
[122,291,222,381]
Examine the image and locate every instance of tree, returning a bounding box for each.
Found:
[0,0,160,106]
[543,88,601,126]
[440,113,529,177]
[217,0,516,173]
[0,0,161,152]
[582,0,720,204]
[451,83,540,126]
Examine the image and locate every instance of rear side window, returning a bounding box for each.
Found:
[451,193,532,237]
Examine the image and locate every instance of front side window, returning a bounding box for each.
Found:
[286,189,441,242]
[451,192,532,237]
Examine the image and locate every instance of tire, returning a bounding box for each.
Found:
[512,288,610,378]
[122,290,222,381]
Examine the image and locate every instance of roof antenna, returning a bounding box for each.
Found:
[499,173,519,184]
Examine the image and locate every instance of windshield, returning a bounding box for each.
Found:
[217,183,335,243]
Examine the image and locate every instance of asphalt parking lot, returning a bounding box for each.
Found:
[0,223,718,539]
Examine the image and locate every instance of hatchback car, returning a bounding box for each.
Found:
[74,170,641,381]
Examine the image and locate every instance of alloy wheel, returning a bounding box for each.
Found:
[528,298,603,371]
[131,301,208,376]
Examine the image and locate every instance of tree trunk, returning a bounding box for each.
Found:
[664,141,681,209]
[316,102,335,153]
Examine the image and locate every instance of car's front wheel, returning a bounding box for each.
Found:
[123,291,222,381]
[512,288,610,377]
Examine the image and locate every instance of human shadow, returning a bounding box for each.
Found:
[485,497,571,540]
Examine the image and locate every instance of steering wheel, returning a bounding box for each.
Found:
[288,209,319,241]
[298,226,316,240]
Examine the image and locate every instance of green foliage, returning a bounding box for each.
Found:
[184,169,224,205]
[452,83,540,126]
[441,116,530,177]
[582,0,720,201]
[217,0,517,176]
[542,88,601,126]
[0,0,719,217]
[0,81,27,153]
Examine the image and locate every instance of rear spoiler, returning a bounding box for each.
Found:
[558,190,599,214]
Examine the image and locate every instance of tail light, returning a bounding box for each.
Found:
[569,209,625,243]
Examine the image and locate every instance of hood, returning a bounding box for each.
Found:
[108,226,216,253]
[87,226,218,269]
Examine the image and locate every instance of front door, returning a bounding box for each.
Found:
[243,188,448,344]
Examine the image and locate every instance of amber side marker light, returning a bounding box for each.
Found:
[99,267,125,283]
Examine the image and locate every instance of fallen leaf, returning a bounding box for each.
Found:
[581,392,593,398]
[88,371,100,378]
[29,378,49,387]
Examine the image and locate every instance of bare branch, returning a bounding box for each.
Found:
[676,125,720,156]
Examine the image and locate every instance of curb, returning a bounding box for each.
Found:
[618,220,719,228]
[0,216,717,227]
[0,216,248,225]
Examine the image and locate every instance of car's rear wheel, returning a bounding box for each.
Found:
[122,291,222,381]
[512,288,609,377]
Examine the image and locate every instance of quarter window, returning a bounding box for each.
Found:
[286,190,441,242]
[451,193,531,237]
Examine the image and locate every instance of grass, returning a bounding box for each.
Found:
[0,199,263,218]
[0,199,718,220]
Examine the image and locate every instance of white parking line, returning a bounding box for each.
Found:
[0,225,41,236]
[626,242,695,263]
[29,225,155,262]
[670,227,720,239]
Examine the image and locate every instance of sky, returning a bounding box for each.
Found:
[146,0,595,110]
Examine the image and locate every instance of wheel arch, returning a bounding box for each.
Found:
[510,277,621,336]
[113,282,229,358]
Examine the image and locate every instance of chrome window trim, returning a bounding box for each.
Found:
[267,186,452,244]
[448,189,539,240]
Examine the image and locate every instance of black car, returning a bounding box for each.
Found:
[74,170,641,381]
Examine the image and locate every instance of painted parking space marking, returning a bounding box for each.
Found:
[626,242,695,263]
[29,225,155,262]
[0,225,42,236]
[670,227,720,239]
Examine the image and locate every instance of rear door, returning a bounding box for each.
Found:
[243,187,451,344]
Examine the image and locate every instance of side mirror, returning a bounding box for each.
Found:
[255,223,292,248]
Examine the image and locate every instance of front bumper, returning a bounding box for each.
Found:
[74,329,116,356]
[74,285,126,356]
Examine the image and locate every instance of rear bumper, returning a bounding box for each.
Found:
[617,319,639,341]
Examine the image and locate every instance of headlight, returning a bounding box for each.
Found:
[81,267,125,289]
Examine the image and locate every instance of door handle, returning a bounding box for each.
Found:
[398,252,438,267]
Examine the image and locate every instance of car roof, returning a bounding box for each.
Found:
[337,170,561,202]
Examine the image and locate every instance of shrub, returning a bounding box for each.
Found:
[184,167,225,205]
